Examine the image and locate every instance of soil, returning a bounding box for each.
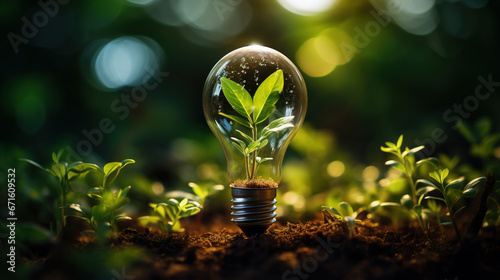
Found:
[231,178,278,188]
[22,211,500,280]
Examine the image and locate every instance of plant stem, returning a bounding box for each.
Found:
[250,125,258,179]
[446,198,462,243]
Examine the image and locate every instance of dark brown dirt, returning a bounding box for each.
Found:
[23,211,500,280]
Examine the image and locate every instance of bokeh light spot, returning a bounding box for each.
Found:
[390,0,435,15]
[297,37,336,77]
[93,36,162,90]
[283,191,306,212]
[362,166,379,181]
[277,0,337,16]
[327,161,345,178]
[152,181,164,195]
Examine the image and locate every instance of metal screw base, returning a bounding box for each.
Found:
[230,186,277,236]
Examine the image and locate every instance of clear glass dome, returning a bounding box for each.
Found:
[203,45,307,187]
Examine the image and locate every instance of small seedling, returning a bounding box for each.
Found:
[65,159,136,243]
[381,135,437,236]
[322,202,360,238]
[139,198,201,232]
[188,182,224,206]
[20,150,100,239]
[219,69,294,183]
[416,169,485,242]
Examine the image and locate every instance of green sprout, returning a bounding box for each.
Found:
[20,150,100,239]
[188,182,224,206]
[139,198,201,233]
[416,169,485,242]
[219,69,294,182]
[322,202,360,239]
[65,159,135,243]
[380,135,437,236]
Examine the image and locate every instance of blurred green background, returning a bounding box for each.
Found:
[2,0,500,222]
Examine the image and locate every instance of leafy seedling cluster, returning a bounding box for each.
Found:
[140,198,201,232]
[377,135,487,242]
[220,69,294,183]
[21,152,135,243]
[139,182,224,233]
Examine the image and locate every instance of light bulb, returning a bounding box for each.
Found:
[203,45,307,235]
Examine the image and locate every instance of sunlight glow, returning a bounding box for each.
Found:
[296,28,354,77]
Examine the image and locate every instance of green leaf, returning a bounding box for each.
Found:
[380,146,394,153]
[138,216,161,226]
[50,163,66,183]
[52,152,59,164]
[463,177,486,192]
[260,116,294,139]
[231,137,247,155]
[103,159,135,188]
[445,177,465,191]
[396,135,403,149]
[118,186,131,199]
[385,142,397,150]
[416,157,439,168]
[253,69,284,124]
[462,188,477,198]
[218,112,251,128]
[430,169,448,185]
[338,202,354,217]
[416,186,436,196]
[220,77,254,122]
[91,204,108,221]
[68,163,101,181]
[369,200,381,212]
[155,204,167,219]
[416,179,438,189]
[245,140,261,154]
[236,129,254,142]
[189,182,206,200]
[402,146,424,158]
[168,198,179,206]
[179,198,188,208]
[400,194,413,210]
[379,202,404,208]
[385,160,404,172]
[88,187,103,200]
[114,214,132,223]
[256,157,273,165]
[180,206,201,218]
[19,158,46,171]
[425,196,446,203]
[322,206,342,217]
[260,139,269,149]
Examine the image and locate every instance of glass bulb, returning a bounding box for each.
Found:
[203,45,307,235]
